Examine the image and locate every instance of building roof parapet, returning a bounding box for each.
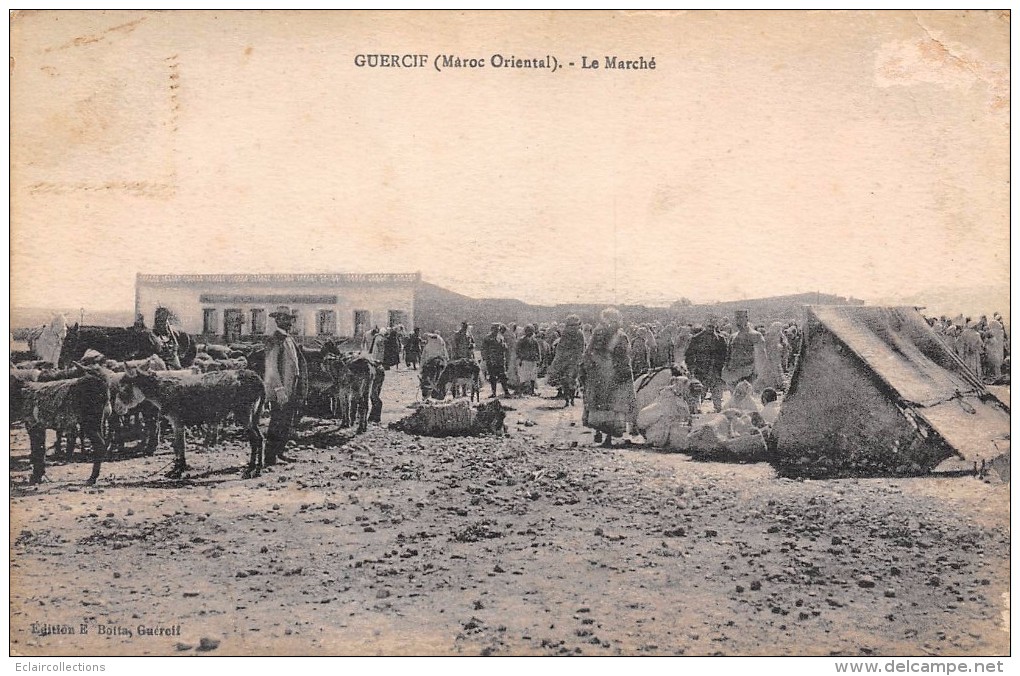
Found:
[137,272,421,286]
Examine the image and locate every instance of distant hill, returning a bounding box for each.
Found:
[870,286,1009,326]
[670,292,865,326]
[414,286,863,341]
[11,307,135,330]
[13,287,916,346]
[415,282,669,338]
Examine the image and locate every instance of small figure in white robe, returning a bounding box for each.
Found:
[637,376,693,448]
[984,320,1005,381]
[34,314,67,366]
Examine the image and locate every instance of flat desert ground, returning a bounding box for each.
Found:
[9,368,1010,656]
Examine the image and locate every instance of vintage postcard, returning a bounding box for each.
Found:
[8,10,1010,662]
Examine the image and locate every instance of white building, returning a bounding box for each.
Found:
[135,272,420,342]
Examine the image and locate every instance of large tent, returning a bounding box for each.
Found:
[773,306,1010,477]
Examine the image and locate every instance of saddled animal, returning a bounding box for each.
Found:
[227,342,263,358]
[195,343,234,360]
[112,368,266,480]
[419,356,448,399]
[342,356,377,433]
[103,355,168,373]
[21,373,111,485]
[11,367,82,460]
[31,365,88,454]
[10,367,43,427]
[10,366,42,384]
[325,354,385,433]
[244,346,266,379]
[301,346,344,418]
[190,356,249,373]
[34,363,161,460]
[433,358,481,401]
[99,358,167,454]
[59,324,158,368]
[18,364,98,459]
[635,365,703,415]
[635,367,670,414]
[10,350,36,363]
[321,353,353,425]
[14,359,54,370]
[60,324,196,369]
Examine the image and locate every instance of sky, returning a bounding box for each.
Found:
[9,10,1010,314]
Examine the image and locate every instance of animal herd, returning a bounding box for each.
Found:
[9,325,390,486]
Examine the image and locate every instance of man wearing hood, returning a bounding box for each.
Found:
[546,314,585,405]
[959,320,985,378]
[516,325,541,396]
[452,322,474,361]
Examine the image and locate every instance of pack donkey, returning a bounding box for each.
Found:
[112,366,266,479]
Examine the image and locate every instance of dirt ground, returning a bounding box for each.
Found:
[9,367,1010,656]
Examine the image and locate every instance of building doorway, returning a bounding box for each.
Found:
[389,310,408,328]
[224,309,244,341]
[317,310,337,336]
[250,308,266,336]
[354,310,371,337]
[203,308,218,336]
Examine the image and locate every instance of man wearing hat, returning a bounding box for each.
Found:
[264,306,308,465]
[685,317,728,412]
[152,306,184,369]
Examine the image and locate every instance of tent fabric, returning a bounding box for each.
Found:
[804,306,1009,464]
[808,306,981,407]
[920,396,1010,463]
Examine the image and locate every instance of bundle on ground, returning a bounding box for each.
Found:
[390,399,506,437]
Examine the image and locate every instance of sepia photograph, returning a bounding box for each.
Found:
[8,9,1011,663]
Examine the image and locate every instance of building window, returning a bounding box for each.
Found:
[203,308,218,335]
[224,309,244,341]
[354,310,370,337]
[389,310,408,328]
[317,310,337,336]
[251,309,266,335]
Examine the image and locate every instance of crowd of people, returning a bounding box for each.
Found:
[356,308,1009,449]
[364,309,802,448]
[565,308,801,447]
[926,313,1009,384]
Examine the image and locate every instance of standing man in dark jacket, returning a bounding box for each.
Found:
[404,327,424,369]
[481,324,512,398]
[685,317,728,412]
